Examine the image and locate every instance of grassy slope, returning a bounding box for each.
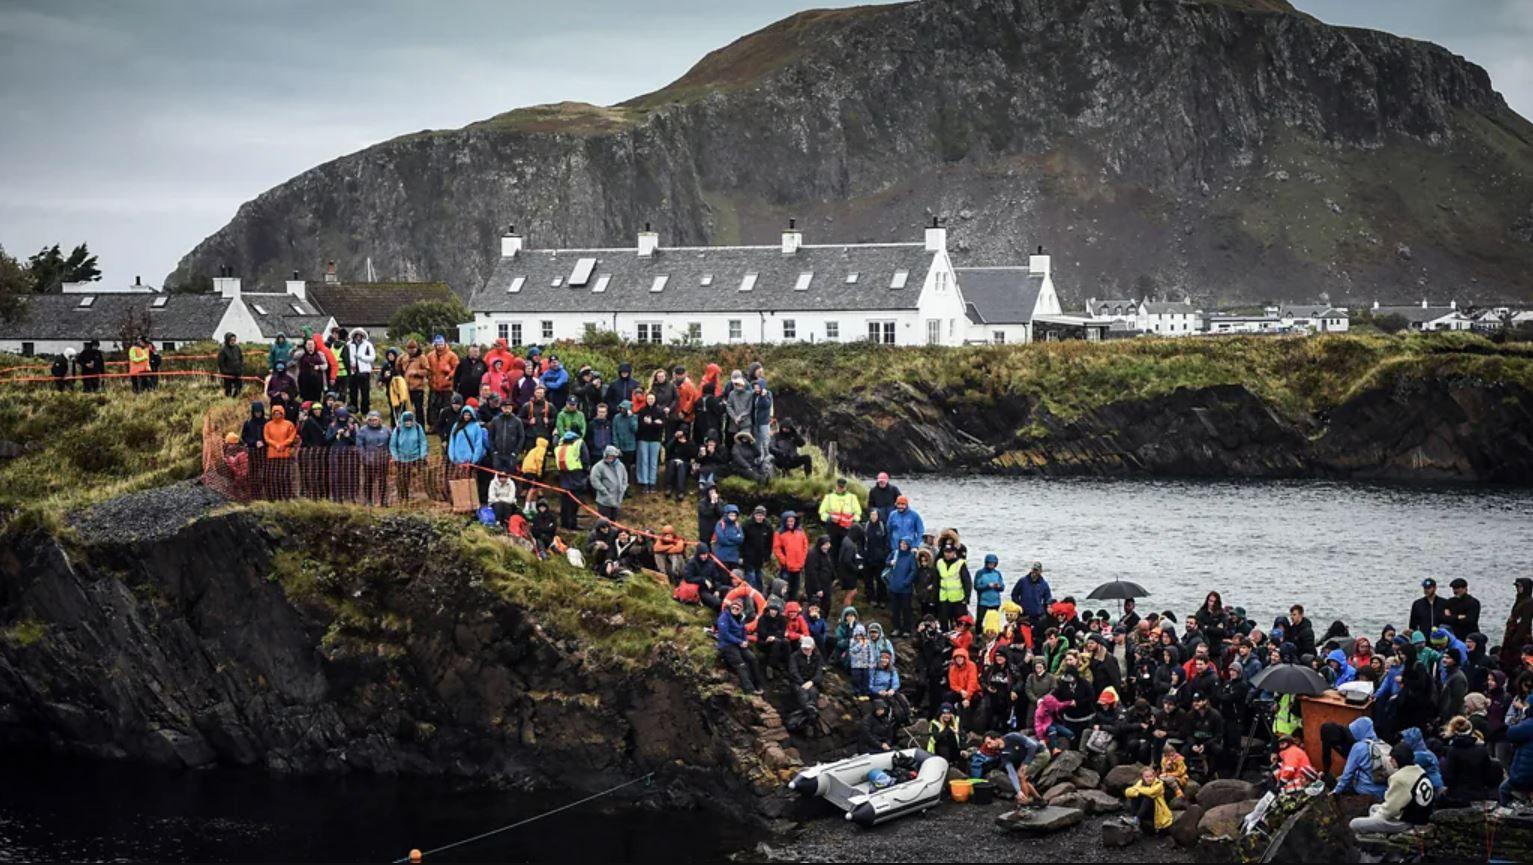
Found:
[2,334,1531,516]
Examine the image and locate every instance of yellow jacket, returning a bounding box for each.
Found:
[818,490,863,527]
[521,437,549,476]
[1124,778,1173,830]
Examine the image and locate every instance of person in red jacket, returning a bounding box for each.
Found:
[784,601,811,644]
[947,647,981,723]
[772,510,810,598]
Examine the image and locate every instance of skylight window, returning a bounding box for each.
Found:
[291,304,305,314]
[508,276,525,293]
[890,270,909,289]
[650,275,669,293]
[77,296,94,308]
[569,257,597,287]
[252,304,268,315]
[152,296,168,308]
[700,274,714,286]
[794,272,813,291]
[593,274,611,293]
[739,272,757,292]
[845,272,859,284]
[551,276,563,288]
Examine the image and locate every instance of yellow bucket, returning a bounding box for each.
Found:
[948,778,973,802]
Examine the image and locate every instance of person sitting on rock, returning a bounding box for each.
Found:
[1271,734,1316,793]
[1348,743,1436,835]
[970,731,1044,807]
[857,699,896,753]
[786,636,824,729]
[755,599,791,675]
[716,598,762,696]
[925,703,964,766]
[1159,742,1190,802]
[1121,766,1173,834]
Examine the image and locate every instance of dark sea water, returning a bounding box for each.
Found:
[895,476,1533,638]
[3,477,1529,861]
[0,754,755,863]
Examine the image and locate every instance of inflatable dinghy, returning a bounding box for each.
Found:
[788,748,948,826]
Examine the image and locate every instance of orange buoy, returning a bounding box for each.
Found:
[409,850,423,863]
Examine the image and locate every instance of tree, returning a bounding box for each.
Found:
[27,243,101,293]
[0,246,28,323]
[115,304,153,352]
[1368,312,1411,333]
[388,298,471,342]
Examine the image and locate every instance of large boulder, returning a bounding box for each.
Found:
[1258,796,1357,863]
[1196,779,1259,810]
[1070,767,1101,790]
[996,805,1086,834]
[1170,804,1205,847]
[1035,750,1086,789]
[1103,763,1146,796]
[1077,789,1125,814]
[1101,819,1140,848]
[1199,799,1260,839]
[1042,782,1077,803]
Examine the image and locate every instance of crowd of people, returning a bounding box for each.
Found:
[45,329,1533,839]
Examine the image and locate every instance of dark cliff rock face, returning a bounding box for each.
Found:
[0,512,791,814]
[780,377,1533,483]
[169,0,1533,304]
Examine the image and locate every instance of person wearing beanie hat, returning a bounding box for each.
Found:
[550,426,590,530]
[755,596,790,674]
[740,505,774,592]
[886,492,924,549]
[589,443,629,521]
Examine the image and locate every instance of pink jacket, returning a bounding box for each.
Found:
[1034,694,1073,734]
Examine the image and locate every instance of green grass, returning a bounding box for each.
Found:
[0,619,47,648]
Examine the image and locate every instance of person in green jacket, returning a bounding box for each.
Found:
[267,332,293,373]
[612,399,638,480]
[831,606,860,668]
[554,396,587,441]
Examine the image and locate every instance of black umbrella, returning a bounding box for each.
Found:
[1086,579,1150,601]
[1249,663,1329,697]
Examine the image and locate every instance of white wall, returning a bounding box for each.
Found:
[914,250,969,346]
[0,338,184,356]
[966,323,1029,344]
[471,309,933,347]
[1137,308,1202,336]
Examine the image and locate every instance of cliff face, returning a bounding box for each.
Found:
[169,0,1533,304]
[0,508,803,815]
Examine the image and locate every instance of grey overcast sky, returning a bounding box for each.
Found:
[1,0,1529,290]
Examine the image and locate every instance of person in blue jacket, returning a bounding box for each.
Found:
[868,648,900,700]
[974,554,1005,629]
[1502,714,1533,805]
[447,405,487,465]
[885,495,925,547]
[1429,628,1469,683]
[716,598,761,695]
[711,504,745,568]
[540,355,571,410]
[1325,648,1357,687]
[1335,716,1389,800]
[1399,727,1444,791]
[1011,561,1052,620]
[885,537,918,637]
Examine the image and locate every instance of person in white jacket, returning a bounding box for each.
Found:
[486,472,518,523]
[346,328,377,414]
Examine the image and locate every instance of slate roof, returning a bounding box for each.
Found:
[957,267,1043,324]
[0,293,229,342]
[468,243,938,314]
[1374,305,1462,325]
[1142,301,1199,314]
[306,281,455,329]
[240,293,334,339]
[1281,304,1348,319]
[1090,299,1139,316]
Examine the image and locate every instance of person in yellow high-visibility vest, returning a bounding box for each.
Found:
[817,477,863,553]
[553,430,590,531]
[936,543,971,630]
[127,336,152,393]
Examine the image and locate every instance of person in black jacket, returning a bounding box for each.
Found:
[681,543,722,612]
[755,599,790,674]
[741,506,775,590]
[1439,715,1501,806]
[1410,578,1450,636]
[77,340,105,393]
[861,509,890,608]
[696,485,725,551]
[1444,578,1481,642]
[837,524,865,611]
[1181,692,1225,778]
[664,426,697,501]
[453,344,488,401]
[768,422,812,477]
[1287,605,1317,657]
[802,535,836,615]
[787,636,824,722]
[216,332,244,396]
[857,699,896,753]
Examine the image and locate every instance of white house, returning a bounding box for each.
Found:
[1280,304,1350,333]
[957,252,1061,344]
[1371,300,1473,332]
[0,292,230,356]
[465,221,973,346]
[1086,297,1140,324]
[1137,299,1202,336]
[210,275,337,344]
[1204,312,1284,335]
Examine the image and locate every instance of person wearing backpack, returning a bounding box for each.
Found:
[1349,743,1436,835]
[1335,716,1392,800]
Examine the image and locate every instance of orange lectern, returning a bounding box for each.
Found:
[1300,693,1371,771]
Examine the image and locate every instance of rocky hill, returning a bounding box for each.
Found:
[169,0,1533,306]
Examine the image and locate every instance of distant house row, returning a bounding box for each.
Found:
[0,266,454,356]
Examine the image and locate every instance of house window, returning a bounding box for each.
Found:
[728,319,742,341]
[845,273,859,284]
[993,331,1005,344]
[700,274,713,286]
[592,275,610,293]
[20,342,34,357]
[936,271,947,292]
[867,321,896,344]
[152,296,168,308]
[551,277,563,287]
[162,341,176,351]
[510,323,523,346]
[927,320,941,345]
[782,319,797,340]
[739,272,757,292]
[508,276,525,293]
[636,322,663,345]
[498,323,509,341]
[890,270,908,289]
[686,322,702,342]
[584,323,599,340]
[650,275,668,293]
[794,272,813,291]
[825,321,839,340]
[541,320,554,340]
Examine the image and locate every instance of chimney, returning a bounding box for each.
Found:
[500,224,524,258]
[1450,299,1456,309]
[213,266,241,300]
[781,217,802,255]
[286,269,307,300]
[1029,244,1051,278]
[134,275,142,286]
[924,216,947,253]
[1373,300,1380,310]
[324,260,339,284]
[637,221,659,257]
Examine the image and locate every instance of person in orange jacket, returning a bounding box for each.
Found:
[772,510,810,597]
[651,525,688,583]
[127,336,152,393]
[947,646,981,713]
[425,336,459,429]
[723,572,766,635]
[674,366,699,424]
[484,338,516,377]
[262,404,298,498]
[1272,734,1316,792]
